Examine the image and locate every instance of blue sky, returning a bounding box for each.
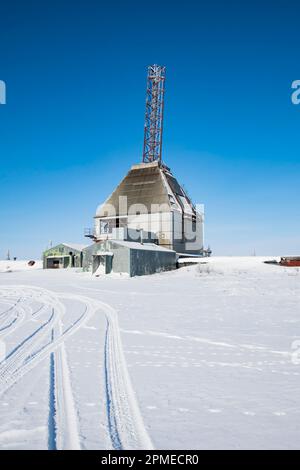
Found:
[0,0,299,258]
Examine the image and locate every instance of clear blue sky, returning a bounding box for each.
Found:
[0,0,299,258]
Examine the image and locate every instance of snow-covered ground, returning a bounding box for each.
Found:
[0,260,42,273]
[0,256,299,450]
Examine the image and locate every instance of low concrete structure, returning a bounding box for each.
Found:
[43,243,88,269]
[82,240,176,277]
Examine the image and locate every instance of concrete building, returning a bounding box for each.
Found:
[89,161,204,255]
[43,66,206,277]
[43,243,87,269]
[82,239,176,277]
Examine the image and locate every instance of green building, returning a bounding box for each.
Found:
[43,243,88,269]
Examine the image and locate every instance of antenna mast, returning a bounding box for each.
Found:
[142,64,166,164]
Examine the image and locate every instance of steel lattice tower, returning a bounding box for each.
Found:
[142,65,166,164]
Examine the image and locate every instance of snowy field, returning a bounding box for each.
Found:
[0,256,299,450]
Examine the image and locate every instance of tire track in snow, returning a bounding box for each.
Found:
[52,319,81,450]
[0,296,21,319]
[104,319,122,450]
[52,290,153,448]
[0,286,82,450]
[98,299,153,450]
[61,292,153,449]
[0,306,57,387]
[48,347,57,450]
[0,302,27,339]
[0,285,153,450]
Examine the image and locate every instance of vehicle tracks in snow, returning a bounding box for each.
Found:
[0,285,153,450]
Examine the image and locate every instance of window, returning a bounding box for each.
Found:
[192,216,197,232]
[169,194,176,206]
[100,220,110,234]
[100,218,128,234]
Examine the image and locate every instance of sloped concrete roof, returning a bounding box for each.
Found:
[95,162,196,218]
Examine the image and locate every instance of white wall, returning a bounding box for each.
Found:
[127,212,173,247]
[94,209,204,253]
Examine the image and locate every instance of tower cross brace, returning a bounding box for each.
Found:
[142,65,166,164]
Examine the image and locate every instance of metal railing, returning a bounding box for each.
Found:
[84,228,95,239]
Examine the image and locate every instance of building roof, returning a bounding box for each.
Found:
[62,243,89,251]
[95,161,196,218]
[112,240,175,252]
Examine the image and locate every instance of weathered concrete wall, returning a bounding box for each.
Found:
[109,241,130,273]
[127,212,172,248]
[83,240,176,277]
[82,241,130,274]
[129,247,176,277]
[172,211,204,254]
[82,242,105,272]
[94,209,203,255]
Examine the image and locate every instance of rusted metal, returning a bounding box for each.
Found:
[280,257,300,267]
[143,65,166,164]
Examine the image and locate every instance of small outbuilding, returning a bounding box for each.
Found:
[82,240,176,277]
[43,243,88,269]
